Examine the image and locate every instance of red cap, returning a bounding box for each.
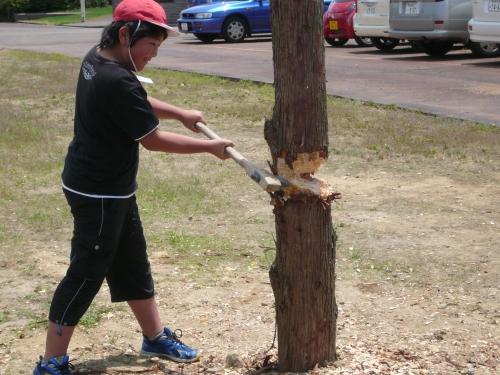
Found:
[113,0,179,36]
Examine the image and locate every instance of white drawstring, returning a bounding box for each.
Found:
[128,20,141,72]
[98,198,104,236]
[56,279,87,336]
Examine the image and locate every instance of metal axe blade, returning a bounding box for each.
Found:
[195,122,288,193]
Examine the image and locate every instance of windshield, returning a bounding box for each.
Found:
[187,0,249,6]
[189,0,249,3]
[333,0,354,3]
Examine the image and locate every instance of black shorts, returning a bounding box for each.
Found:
[63,189,154,302]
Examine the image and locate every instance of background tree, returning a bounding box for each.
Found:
[0,0,111,20]
[265,0,338,372]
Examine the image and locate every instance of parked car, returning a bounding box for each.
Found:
[178,0,333,43]
[388,0,500,57]
[353,0,400,50]
[186,0,333,12]
[188,0,210,5]
[468,0,500,44]
[187,0,209,5]
[323,0,373,46]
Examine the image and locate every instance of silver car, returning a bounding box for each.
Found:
[388,0,500,56]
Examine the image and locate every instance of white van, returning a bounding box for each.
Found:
[354,0,401,50]
[468,0,500,43]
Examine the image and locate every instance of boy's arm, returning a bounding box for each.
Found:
[148,96,203,132]
[139,129,233,160]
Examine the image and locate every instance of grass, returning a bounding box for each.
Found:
[79,303,121,330]
[25,6,112,26]
[0,311,9,324]
[0,49,499,347]
[0,49,498,264]
[337,243,420,281]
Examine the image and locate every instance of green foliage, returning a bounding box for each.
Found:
[86,0,112,7]
[24,0,67,12]
[0,0,111,21]
[0,0,28,21]
[66,0,112,7]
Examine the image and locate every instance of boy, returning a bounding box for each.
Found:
[34,0,233,374]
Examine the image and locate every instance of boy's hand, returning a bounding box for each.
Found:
[180,109,205,132]
[209,139,234,160]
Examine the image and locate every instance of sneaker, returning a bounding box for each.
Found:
[140,327,200,363]
[33,355,73,375]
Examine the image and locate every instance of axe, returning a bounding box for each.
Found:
[195,122,288,193]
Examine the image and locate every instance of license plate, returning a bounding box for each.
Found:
[180,22,188,31]
[329,20,338,31]
[404,1,420,15]
[488,0,500,12]
[366,5,376,14]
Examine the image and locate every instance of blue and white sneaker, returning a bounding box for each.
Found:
[140,327,200,363]
[33,355,73,375]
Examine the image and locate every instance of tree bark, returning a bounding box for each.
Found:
[266,0,337,372]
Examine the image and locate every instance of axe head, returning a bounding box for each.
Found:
[249,169,289,193]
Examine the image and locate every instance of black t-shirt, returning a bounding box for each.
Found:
[62,47,158,197]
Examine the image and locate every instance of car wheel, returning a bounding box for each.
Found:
[325,37,348,47]
[222,16,247,43]
[418,41,454,57]
[194,33,217,43]
[354,36,374,47]
[371,38,399,52]
[409,40,424,51]
[468,41,500,57]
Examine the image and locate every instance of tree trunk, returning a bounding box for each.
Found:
[265,0,337,372]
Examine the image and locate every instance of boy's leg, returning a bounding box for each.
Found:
[46,274,103,357]
[40,192,130,361]
[106,197,199,363]
[44,322,76,359]
[127,297,163,339]
[107,195,157,331]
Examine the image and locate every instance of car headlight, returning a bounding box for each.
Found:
[195,13,212,19]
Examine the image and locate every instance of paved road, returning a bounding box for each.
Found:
[1,22,499,125]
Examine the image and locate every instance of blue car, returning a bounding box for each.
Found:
[187,0,332,7]
[186,0,222,5]
[178,0,332,43]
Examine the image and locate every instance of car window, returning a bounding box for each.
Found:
[333,0,354,3]
[188,0,247,4]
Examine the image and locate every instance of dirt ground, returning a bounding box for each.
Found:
[0,162,498,375]
[0,48,499,375]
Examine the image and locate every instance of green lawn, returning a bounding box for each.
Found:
[26,6,112,25]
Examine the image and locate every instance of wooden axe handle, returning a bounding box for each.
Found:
[195,122,251,170]
[194,122,286,192]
